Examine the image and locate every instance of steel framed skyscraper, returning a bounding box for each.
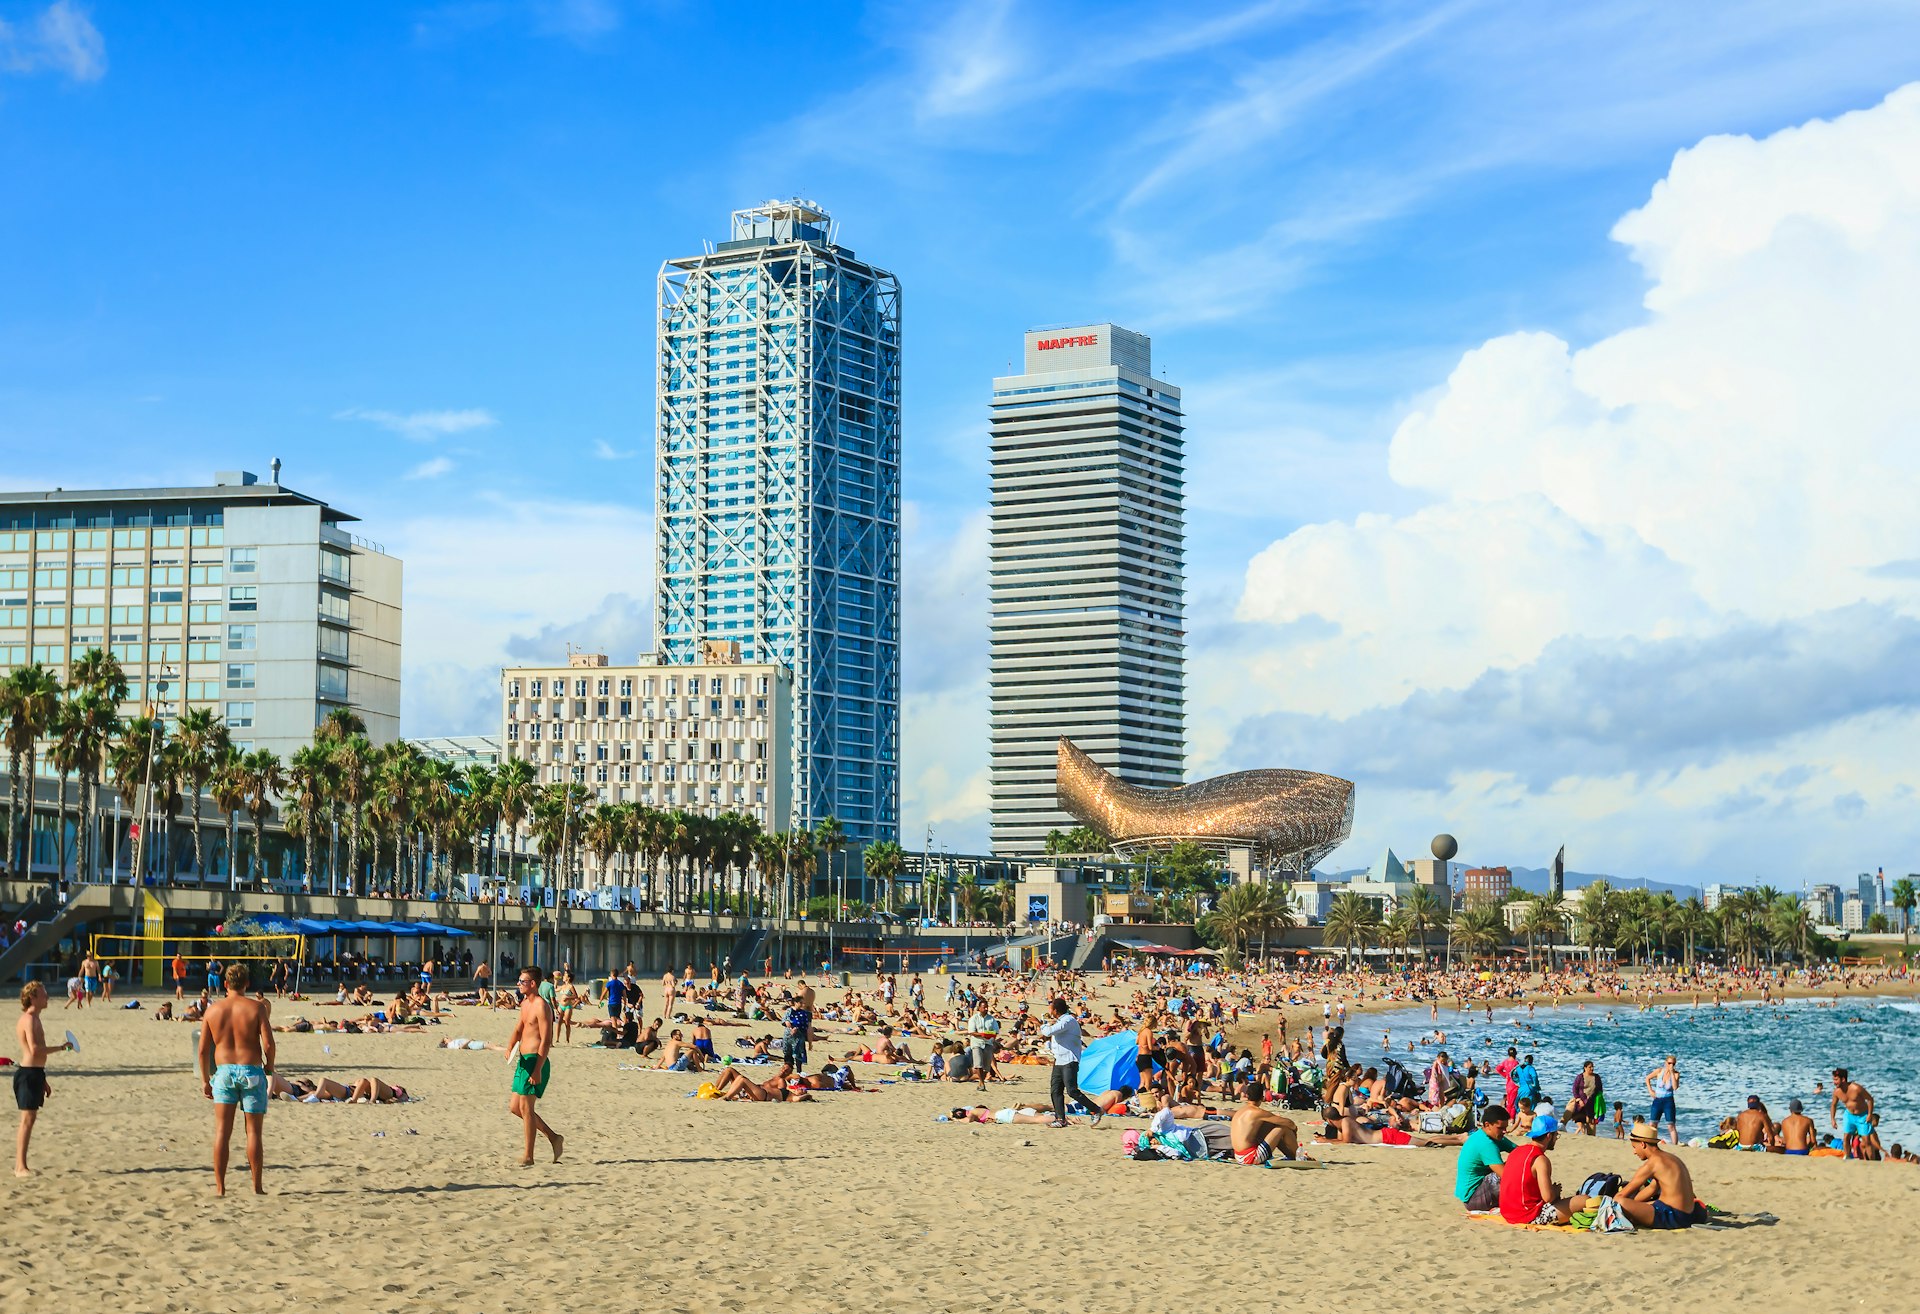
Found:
[655,200,901,849]
[988,324,1185,856]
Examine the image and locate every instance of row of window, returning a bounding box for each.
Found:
[505,696,763,720]
[506,720,769,749]
[506,673,770,699]
[0,527,223,552]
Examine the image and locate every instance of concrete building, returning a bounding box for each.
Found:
[1462,866,1513,906]
[499,644,791,831]
[0,468,400,758]
[1842,891,1867,932]
[1703,882,1748,912]
[989,324,1185,855]
[408,734,504,772]
[1804,883,1842,926]
[655,200,900,847]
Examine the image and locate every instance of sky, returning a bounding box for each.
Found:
[6,1,1920,884]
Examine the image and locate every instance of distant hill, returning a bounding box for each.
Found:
[1314,863,1700,902]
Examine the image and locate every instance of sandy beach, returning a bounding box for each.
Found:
[6,975,1916,1314]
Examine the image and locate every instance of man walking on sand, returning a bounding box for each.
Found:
[198,963,275,1196]
[507,965,563,1166]
[1039,998,1101,1129]
[15,982,75,1176]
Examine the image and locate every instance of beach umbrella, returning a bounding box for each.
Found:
[1078,1031,1152,1095]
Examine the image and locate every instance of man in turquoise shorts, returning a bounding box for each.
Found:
[1830,1068,1882,1160]
[506,965,563,1166]
[198,962,275,1196]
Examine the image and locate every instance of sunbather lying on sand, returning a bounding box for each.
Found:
[951,1103,1078,1125]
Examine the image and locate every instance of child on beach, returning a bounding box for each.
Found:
[1614,1103,1627,1139]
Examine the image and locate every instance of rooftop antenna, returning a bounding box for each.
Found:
[270,457,282,484]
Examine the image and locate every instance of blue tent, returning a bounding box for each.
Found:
[410,921,475,938]
[1078,1031,1150,1096]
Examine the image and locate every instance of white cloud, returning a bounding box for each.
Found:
[592,439,637,461]
[404,456,456,480]
[0,1,105,82]
[335,407,497,441]
[1223,82,1920,876]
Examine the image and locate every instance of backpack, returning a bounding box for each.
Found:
[1579,1172,1623,1199]
[1283,1082,1318,1111]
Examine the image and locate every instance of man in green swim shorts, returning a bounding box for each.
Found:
[199,962,275,1196]
[506,965,563,1166]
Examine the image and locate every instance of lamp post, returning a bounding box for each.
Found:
[127,668,176,887]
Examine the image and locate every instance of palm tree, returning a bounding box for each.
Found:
[585,803,622,891]
[1324,891,1380,971]
[1451,905,1504,965]
[1574,880,1614,964]
[1891,877,1917,951]
[153,739,186,880]
[636,806,668,910]
[285,745,330,892]
[493,757,536,893]
[315,709,364,883]
[3,663,62,875]
[332,734,375,895]
[375,741,422,895]
[463,763,498,881]
[814,816,848,917]
[209,743,248,890]
[416,757,459,896]
[1670,897,1711,972]
[108,714,161,881]
[240,749,283,889]
[1519,898,1564,972]
[956,872,981,923]
[1400,885,1447,965]
[864,839,906,915]
[1380,908,1415,969]
[48,698,83,884]
[69,649,127,884]
[172,705,227,881]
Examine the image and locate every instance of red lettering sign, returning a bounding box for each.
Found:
[1036,333,1099,351]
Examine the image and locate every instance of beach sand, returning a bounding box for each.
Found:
[4,986,1915,1314]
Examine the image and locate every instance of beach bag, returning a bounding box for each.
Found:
[1283,1083,1318,1110]
[1417,1109,1448,1134]
[1442,1102,1472,1134]
[1121,1129,1142,1155]
[1579,1172,1623,1199]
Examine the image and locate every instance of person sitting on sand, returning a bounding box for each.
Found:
[734,1034,775,1061]
[1735,1095,1773,1150]
[654,1029,703,1072]
[1455,1104,1516,1210]
[1779,1099,1815,1154]
[153,1001,174,1021]
[1498,1113,1590,1226]
[1229,1079,1307,1164]
[635,1019,662,1058]
[1615,1120,1701,1228]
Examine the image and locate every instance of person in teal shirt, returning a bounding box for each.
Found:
[1454,1104,1517,1210]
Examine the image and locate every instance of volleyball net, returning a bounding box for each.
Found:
[88,932,307,970]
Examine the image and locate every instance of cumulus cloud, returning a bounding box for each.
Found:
[335,407,496,441]
[0,1,105,82]
[1223,83,1920,876]
[404,456,455,480]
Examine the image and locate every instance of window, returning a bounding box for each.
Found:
[226,663,255,689]
[188,564,224,586]
[573,679,587,697]
[34,531,69,551]
[111,566,145,587]
[595,700,609,717]
[110,605,143,626]
[318,591,349,624]
[319,548,350,587]
[318,666,348,701]
[111,529,147,549]
[32,606,66,627]
[529,679,543,697]
[618,678,631,696]
[33,568,67,589]
[317,628,348,662]
[227,624,256,651]
[190,526,223,547]
[147,641,183,664]
[187,680,218,700]
[618,699,631,717]
[227,586,257,612]
[529,722,542,741]
[596,679,609,697]
[73,567,106,587]
[225,702,255,728]
[187,641,220,661]
[228,547,256,574]
[187,604,222,624]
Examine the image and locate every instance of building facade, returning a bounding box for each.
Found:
[990,325,1185,855]
[655,200,900,846]
[1462,865,1513,906]
[0,468,400,758]
[499,646,792,831]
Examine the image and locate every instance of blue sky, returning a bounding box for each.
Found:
[7,1,1920,883]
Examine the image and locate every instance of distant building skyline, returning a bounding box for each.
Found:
[654,201,901,846]
[988,323,1185,856]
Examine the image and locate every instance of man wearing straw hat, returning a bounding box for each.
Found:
[1616,1119,1701,1229]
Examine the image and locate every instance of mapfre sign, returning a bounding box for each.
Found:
[1035,333,1099,351]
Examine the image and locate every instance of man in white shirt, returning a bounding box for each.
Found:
[1039,997,1101,1128]
[967,1008,1000,1093]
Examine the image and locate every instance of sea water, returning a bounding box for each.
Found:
[1361,995,1920,1149]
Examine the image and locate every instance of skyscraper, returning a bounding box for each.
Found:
[988,324,1185,855]
[655,201,901,850]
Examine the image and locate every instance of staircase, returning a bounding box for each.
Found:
[1070,932,1111,972]
[725,924,768,974]
[0,884,89,984]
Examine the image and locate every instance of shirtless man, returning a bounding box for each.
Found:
[14,982,74,1175]
[1779,1098,1816,1154]
[1734,1095,1772,1150]
[1229,1079,1307,1164]
[1830,1067,1881,1160]
[506,965,564,1166]
[1617,1120,1700,1228]
[198,963,275,1196]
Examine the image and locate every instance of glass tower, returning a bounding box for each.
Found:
[988,324,1185,856]
[655,200,901,848]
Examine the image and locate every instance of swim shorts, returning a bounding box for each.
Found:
[1648,1201,1695,1230]
[1236,1143,1271,1166]
[1840,1111,1874,1140]
[12,1066,47,1111]
[210,1063,269,1115]
[84,977,100,995]
[1649,1095,1676,1122]
[511,1052,551,1098]
[1379,1127,1413,1146]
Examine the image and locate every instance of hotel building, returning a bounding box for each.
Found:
[655,200,900,847]
[0,468,400,758]
[499,644,792,830]
[988,324,1186,856]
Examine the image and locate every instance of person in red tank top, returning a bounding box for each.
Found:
[1499,1114,1586,1225]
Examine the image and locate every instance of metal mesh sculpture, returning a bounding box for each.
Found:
[1055,737,1354,877]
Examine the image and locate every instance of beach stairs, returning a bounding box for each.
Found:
[727,924,767,972]
[0,883,87,984]
[1069,933,1112,972]
[989,930,1082,966]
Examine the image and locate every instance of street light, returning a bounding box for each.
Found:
[127,667,176,887]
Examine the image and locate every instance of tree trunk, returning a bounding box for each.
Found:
[55,771,69,884]
[346,806,361,899]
